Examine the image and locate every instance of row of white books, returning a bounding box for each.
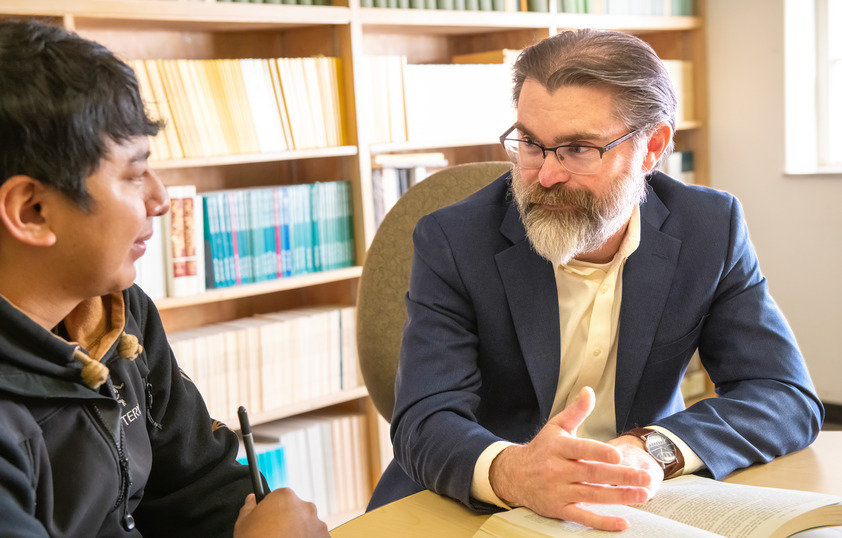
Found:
[129,56,346,161]
[238,411,372,521]
[168,305,361,424]
[362,56,514,145]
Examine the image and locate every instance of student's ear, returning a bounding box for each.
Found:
[642,122,673,172]
[0,175,57,247]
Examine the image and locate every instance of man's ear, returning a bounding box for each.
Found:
[0,176,58,247]
[642,122,674,172]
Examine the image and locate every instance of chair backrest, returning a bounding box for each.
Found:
[356,161,512,422]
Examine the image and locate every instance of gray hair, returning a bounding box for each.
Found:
[512,29,677,168]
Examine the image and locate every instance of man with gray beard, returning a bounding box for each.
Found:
[367,29,823,532]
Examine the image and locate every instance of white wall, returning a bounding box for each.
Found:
[707,0,842,404]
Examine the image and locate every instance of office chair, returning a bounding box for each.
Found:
[356,161,512,422]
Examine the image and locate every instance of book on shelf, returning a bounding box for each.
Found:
[557,0,594,13]
[603,0,688,16]
[371,152,449,228]
[200,181,354,290]
[169,304,361,424]
[452,48,521,66]
[662,59,695,123]
[134,215,167,300]
[662,150,695,184]
[473,474,842,538]
[402,62,514,144]
[240,58,289,153]
[239,410,370,521]
[163,185,206,297]
[127,59,177,161]
[133,56,345,160]
[362,56,408,144]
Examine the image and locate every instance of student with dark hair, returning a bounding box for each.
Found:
[0,20,328,537]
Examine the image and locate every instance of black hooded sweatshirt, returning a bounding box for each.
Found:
[0,285,253,537]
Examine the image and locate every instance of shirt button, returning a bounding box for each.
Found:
[601,285,609,294]
[593,348,601,356]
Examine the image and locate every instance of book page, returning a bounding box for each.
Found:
[634,475,842,538]
[474,475,842,538]
[474,503,721,537]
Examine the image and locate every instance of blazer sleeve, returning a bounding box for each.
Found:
[391,213,507,513]
[651,195,824,479]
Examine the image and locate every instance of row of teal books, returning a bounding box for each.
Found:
[134,181,354,300]
[203,181,355,290]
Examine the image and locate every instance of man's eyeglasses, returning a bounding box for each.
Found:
[499,125,640,175]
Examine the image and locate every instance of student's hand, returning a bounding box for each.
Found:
[234,489,329,538]
[488,387,655,532]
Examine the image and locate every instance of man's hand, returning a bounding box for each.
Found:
[488,387,657,532]
[608,434,665,492]
[234,489,329,538]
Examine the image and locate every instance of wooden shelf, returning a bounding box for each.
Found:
[229,386,370,431]
[155,266,362,311]
[152,145,358,170]
[359,8,701,33]
[3,0,352,30]
[359,7,553,33]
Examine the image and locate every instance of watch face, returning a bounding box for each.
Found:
[645,432,677,464]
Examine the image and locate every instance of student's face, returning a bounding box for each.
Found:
[510,80,647,264]
[50,136,169,298]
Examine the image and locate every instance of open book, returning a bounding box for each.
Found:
[473,475,842,537]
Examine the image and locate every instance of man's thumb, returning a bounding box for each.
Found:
[548,386,596,435]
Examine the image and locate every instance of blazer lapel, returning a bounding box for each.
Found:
[496,204,560,420]
[614,187,681,432]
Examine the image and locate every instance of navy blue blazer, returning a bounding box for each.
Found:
[369,171,823,513]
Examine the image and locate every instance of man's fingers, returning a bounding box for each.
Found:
[564,482,652,506]
[559,459,655,491]
[556,436,624,466]
[557,502,631,533]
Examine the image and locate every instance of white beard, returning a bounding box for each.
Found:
[511,165,647,265]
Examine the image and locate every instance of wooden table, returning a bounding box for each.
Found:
[331,431,842,537]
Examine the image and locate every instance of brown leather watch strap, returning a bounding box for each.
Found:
[624,427,685,479]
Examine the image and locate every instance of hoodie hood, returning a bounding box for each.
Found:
[0,291,142,399]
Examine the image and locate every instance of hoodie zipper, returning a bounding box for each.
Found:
[89,401,136,531]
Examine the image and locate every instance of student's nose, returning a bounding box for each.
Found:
[146,169,170,217]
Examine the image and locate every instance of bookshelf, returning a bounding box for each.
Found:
[0,0,710,527]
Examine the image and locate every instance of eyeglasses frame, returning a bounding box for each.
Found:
[499,124,642,174]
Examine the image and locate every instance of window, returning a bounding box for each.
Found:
[818,0,842,166]
[785,0,842,173]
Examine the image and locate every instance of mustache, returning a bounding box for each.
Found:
[520,182,597,215]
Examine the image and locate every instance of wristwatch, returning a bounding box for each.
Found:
[625,427,685,479]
